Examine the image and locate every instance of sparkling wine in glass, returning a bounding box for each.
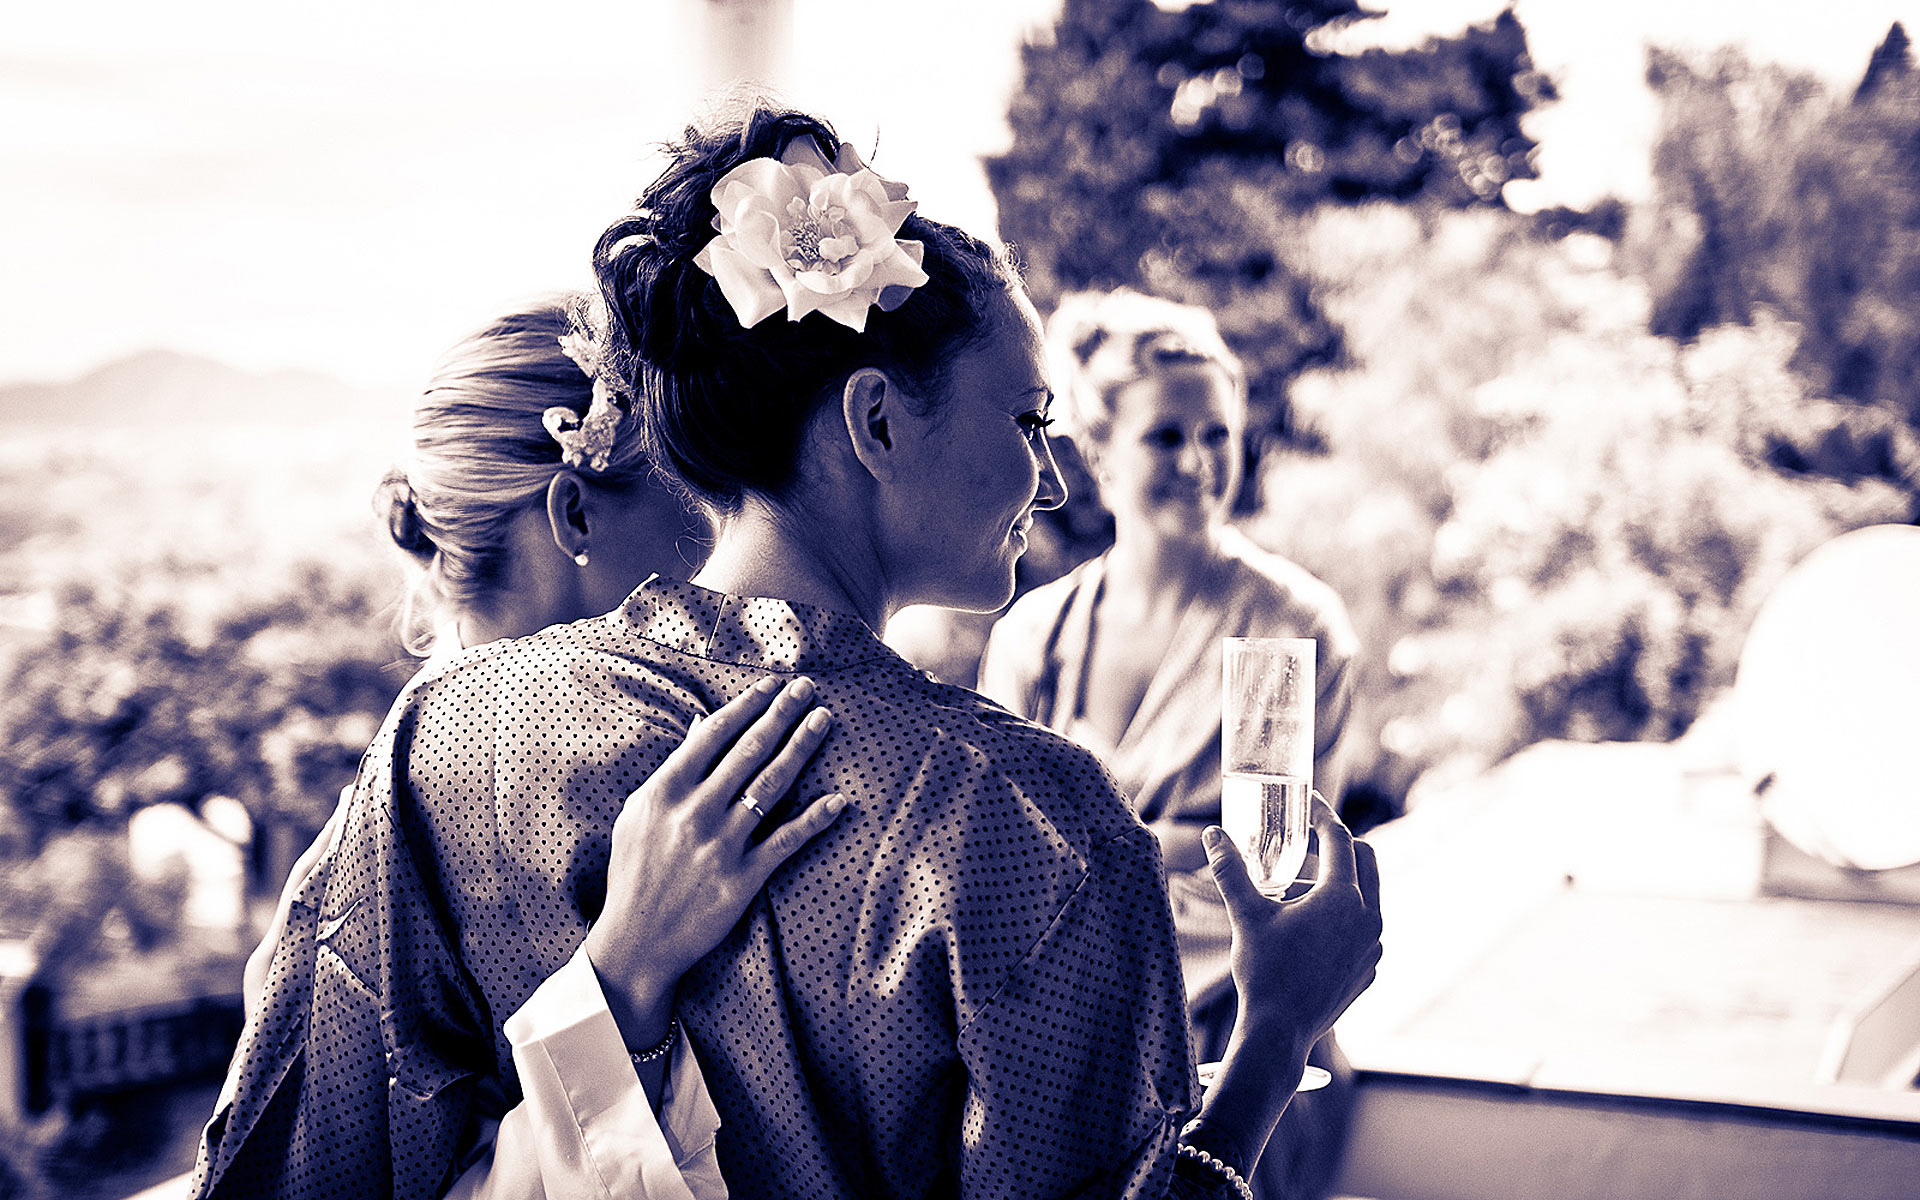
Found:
[1220,770,1311,898]
[1217,636,1330,1091]
[1221,637,1315,899]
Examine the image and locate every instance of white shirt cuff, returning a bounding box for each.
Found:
[494,945,725,1198]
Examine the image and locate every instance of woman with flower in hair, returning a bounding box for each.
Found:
[978,288,1362,1200]
[200,296,851,1199]
[205,105,1380,1200]
[588,114,1378,1199]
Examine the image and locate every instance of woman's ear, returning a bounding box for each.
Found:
[842,367,902,483]
[545,470,591,560]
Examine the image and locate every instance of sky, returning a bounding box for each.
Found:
[2,0,1913,392]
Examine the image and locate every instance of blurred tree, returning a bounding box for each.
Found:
[0,575,401,853]
[1634,32,1920,507]
[1855,20,1912,101]
[990,0,1553,445]
[1252,205,1913,803]
[0,427,410,887]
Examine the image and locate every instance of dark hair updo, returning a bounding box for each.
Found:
[593,104,1022,514]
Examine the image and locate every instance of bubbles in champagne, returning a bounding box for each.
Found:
[1221,772,1310,897]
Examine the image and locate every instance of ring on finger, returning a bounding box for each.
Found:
[737,793,767,820]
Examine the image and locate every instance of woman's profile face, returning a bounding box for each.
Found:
[1096,362,1243,540]
[885,289,1066,614]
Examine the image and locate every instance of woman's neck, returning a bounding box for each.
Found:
[1103,520,1217,606]
[693,494,891,630]
[453,582,574,649]
[454,609,515,650]
[450,508,584,649]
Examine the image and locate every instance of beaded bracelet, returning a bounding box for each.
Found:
[1175,1143,1256,1200]
[628,1018,680,1069]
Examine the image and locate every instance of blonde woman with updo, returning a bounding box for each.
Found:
[979,289,1362,1200]
[202,297,850,1199]
[374,299,711,654]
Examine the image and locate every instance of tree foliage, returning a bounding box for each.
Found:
[0,427,410,865]
[1248,207,1912,803]
[989,0,1553,439]
[1634,27,1920,503]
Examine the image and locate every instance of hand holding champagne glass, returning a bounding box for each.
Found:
[1216,636,1332,1091]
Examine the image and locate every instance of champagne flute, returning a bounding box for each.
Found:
[1215,636,1330,1091]
[1221,637,1315,897]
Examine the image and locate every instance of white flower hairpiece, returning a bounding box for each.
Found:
[546,326,625,473]
[693,138,930,332]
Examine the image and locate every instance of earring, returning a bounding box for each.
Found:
[574,551,590,567]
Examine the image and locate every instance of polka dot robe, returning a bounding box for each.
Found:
[194,578,1200,1199]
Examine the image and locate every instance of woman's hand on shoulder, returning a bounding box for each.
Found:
[584,676,845,1037]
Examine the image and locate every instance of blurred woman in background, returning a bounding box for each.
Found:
[978,287,1362,1199]
[209,296,846,1199]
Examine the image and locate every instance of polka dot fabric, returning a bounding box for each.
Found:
[195,578,1199,1199]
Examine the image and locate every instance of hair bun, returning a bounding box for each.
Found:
[375,468,435,561]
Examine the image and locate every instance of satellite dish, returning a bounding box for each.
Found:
[1735,524,1920,871]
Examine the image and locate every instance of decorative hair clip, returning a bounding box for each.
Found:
[693,137,930,332]
[546,322,625,473]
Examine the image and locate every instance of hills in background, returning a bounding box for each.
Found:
[0,350,405,431]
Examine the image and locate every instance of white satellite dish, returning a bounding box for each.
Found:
[1735,524,1920,871]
